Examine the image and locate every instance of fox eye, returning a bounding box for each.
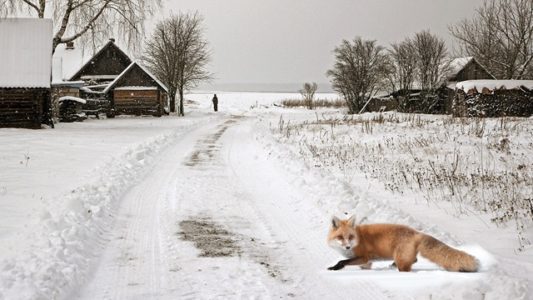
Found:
[348,234,354,240]
[336,236,343,240]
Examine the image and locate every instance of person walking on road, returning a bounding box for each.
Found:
[212,94,218,112]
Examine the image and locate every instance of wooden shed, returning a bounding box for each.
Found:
[104,62,168,116]
[0,18,53,129]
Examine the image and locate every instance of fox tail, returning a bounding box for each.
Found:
[418,234,479,272]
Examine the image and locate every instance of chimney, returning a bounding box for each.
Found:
[109,38,115,43]
[66,41,74,50]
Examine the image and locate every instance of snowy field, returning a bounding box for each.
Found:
[0,92,531,299]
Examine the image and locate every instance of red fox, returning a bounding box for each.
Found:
[327,216,479,272]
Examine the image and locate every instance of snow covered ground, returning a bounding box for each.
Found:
[0,92,531,299]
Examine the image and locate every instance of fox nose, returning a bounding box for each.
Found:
[345,246,350,250]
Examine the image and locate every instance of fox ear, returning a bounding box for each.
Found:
[331,216,341,229]
[347,215,357,227]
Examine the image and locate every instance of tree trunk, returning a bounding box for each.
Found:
[179,89,184,116]
[346,99,357,114]
[169,90,176,113]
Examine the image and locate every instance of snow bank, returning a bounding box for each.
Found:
[456,80,533,92]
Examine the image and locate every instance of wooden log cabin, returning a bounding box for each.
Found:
[0,18,53,129]
[103,62,168,116]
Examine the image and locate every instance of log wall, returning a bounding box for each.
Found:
[0,89,49,129]
[113,89,162,116]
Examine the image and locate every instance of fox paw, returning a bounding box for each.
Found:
[328,263,345,271]
[360,262,372,270]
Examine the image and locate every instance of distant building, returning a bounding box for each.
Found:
[103,62,168,116]
[57,39,168,117]
[0,18,54,129]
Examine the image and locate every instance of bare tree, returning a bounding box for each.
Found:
[142,12,211,116]
[0,0,159,53]
[412,30,449,92]
[299,82,318,110]
[388,38,417,96]
[327,37,391,114]
[450,0,533,79]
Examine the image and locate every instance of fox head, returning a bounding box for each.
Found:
[328,216,358,257]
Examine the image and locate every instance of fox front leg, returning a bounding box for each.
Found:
[328,257,369,271]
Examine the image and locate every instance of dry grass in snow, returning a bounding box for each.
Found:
[274,112,533,250]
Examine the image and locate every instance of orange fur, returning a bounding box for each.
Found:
[327,217,478,272]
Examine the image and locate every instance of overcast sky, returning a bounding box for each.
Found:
[158,0,485,88]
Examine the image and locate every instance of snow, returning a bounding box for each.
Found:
[456,80,533,92]
[0,92,531,299]
[0,18,53,88]
[80,75,118,81]
[58,96,87,104]
[114,86,158,91]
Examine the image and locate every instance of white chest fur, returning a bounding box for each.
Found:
[335,247,355,258]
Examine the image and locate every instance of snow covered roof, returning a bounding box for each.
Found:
[52,45,86,83]
[456,80,533,92]
[103,62,169,93]
[114,86,158,90]
[0,18,53,88]
[80,75,118,80]
[51,80,84,88]
[58,96,87,104]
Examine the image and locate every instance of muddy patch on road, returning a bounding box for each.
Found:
[177,216,286,281]
[178,218,241,257]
